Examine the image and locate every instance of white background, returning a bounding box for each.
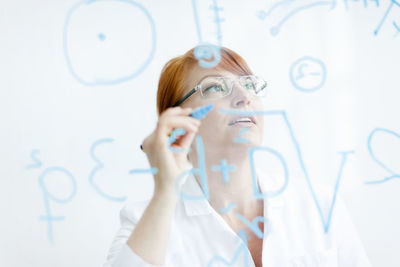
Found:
[1,0,399,266]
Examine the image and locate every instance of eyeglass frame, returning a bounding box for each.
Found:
[172,75,267,107]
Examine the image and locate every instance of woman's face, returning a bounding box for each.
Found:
[180,66,265,151]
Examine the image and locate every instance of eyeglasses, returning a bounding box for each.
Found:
[173,75,267,107]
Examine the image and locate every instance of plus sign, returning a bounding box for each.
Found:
[212,159,236,183]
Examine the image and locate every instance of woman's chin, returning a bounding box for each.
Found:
[226,137,263,151]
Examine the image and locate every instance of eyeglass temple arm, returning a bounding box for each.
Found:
[173,86,200,107]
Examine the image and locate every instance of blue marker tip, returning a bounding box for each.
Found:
[190,104,214,120]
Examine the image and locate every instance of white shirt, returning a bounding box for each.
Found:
[103,172,371,267]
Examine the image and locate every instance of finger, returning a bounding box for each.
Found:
[158,116,200,135]
[175,129,197,149]
[168,123,199,147]
[162,106,192,117]
[169,131,197,159]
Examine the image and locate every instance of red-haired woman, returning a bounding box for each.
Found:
[104,47,371,267]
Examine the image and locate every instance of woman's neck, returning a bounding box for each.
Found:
[190,145,261,216]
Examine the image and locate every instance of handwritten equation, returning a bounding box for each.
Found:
[26,108,398,245]
[257,0,400,37]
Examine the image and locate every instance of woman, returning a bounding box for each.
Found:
[104,47,371,267]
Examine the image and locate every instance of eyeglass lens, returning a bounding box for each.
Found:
[200,76,266,99]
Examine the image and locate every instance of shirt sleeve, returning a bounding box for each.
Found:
[103,204,165,267]
[332,194,372,267]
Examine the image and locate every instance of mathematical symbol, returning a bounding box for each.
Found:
[212,159,236,183]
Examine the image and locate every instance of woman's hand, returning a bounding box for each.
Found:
[141,106,200,193]
[124,107,199,264]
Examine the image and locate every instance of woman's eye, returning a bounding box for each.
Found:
[245,82,255,90]
[204,85,223,92]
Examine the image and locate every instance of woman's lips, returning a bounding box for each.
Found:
[229,121,255,127]
[228,116,256,126]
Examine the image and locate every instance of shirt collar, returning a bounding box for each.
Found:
[180,173,213,216]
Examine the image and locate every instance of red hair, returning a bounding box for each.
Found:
[156,47,253,116]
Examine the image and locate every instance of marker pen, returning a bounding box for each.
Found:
[140,104,214,151]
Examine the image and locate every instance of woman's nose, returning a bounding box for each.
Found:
[231,84,252,108]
